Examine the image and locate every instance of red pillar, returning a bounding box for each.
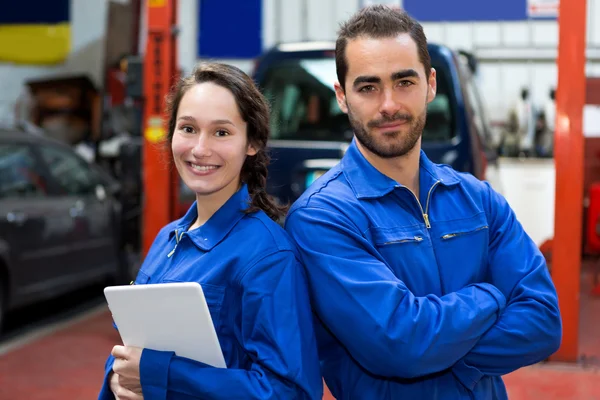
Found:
[142,0,179,256]
[551,0,588,362]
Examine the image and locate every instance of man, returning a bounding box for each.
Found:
[538,87,556,157]
[284,5,561,399]
[515,87,536,157]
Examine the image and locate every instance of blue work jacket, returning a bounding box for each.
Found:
[98,185,323,400]
[284,141,562,399]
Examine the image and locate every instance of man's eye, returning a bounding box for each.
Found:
[398,80,414,87]
[359,85,376,93]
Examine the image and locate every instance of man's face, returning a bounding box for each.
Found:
[334,34,437,159]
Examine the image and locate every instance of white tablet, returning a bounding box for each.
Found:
[104,282,227,368]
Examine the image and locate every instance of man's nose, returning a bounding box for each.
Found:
[379,89,401,117]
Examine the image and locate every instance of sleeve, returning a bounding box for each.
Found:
[284,205,507,379]
[97,355,116,400]
[137,250,323,400]
[98,234,161,400]
[453,182,562,390]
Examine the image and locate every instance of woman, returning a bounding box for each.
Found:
[98,63,322,400]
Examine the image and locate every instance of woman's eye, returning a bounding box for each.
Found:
[215,130,230,137]
[182,126,194,134]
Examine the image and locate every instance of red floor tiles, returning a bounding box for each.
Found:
[0,311,118,400]
[1,269,599,400]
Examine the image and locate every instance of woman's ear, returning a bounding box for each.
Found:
[246,142,258,156]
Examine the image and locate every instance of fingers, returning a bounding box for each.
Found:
[113,357,129,376]
[118,374,143,394]
[114,383,143,400]
[111,345,128,359]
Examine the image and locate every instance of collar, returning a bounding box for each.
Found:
[170,184,250,250]
[341,139,460,199]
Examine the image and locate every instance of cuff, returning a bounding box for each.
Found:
[453,359,485,391]
[476,283,507,316]
[97,355,116,400]
[140,348,175,400]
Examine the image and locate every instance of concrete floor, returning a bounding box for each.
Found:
[0,278,598,400]
[1,159,598,399]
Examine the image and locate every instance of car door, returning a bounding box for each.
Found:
[259,57,351,203]
[0,141,74,302]
[36,144,118,281]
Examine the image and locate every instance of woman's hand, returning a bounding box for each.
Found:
[110,345,144,399]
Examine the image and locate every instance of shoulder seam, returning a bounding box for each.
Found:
[235,249,297,285]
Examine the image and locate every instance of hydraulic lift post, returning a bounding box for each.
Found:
[142,0,180,256]
[551,0,587,362]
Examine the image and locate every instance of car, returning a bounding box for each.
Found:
[252,41,502,204]
[0,128,126,331]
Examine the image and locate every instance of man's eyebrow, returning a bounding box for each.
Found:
[353,75,381,89]
[391,69,420,81]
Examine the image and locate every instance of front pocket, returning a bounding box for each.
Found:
[371,225,427,247]
[435,213,490,290]
[369,225,437,295]
[441,225,489,240]
[381,235,424,245]
[163,279,226,332]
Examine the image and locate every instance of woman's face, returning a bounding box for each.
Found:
[171,82,256,199]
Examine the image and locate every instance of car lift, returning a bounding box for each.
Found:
[141,0,180,257]
[140,0,588,366]
[551,0,587,362]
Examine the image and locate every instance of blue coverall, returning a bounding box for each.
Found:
[285,141,562,399]
[98,185,323,400]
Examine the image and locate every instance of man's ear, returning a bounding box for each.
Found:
[334,82,349,114]
[427,67,437,104]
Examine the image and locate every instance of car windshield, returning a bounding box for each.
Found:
[261,57,455,142]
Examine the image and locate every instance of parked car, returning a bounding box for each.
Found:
[252,41,501,204]
[0,128,126,330]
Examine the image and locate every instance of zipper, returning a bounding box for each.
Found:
[442,225,489,240]
[397,180,441,229]
[167,229,185,258]
[383,236,424,245]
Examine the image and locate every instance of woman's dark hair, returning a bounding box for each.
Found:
[335,5,431,90]
[165,62,287,221]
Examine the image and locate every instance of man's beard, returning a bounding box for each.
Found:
[347,102,426,159]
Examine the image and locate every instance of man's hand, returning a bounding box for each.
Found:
[110,345,144,399]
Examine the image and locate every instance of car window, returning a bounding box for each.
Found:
[0,144,47,199]
[37,145,98,196]
[260,57,455,142]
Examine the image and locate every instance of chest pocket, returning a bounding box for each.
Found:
[433,212,490,292]
[370,225,438,296]
[160,278,226,334]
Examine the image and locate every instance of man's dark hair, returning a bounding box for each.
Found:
[335,5,431,90]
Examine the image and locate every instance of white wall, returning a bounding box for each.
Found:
[0,0,110,127]
[2,0,598,129]
[259,0,600,123]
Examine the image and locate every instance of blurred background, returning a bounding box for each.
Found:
[0,0,599,398]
